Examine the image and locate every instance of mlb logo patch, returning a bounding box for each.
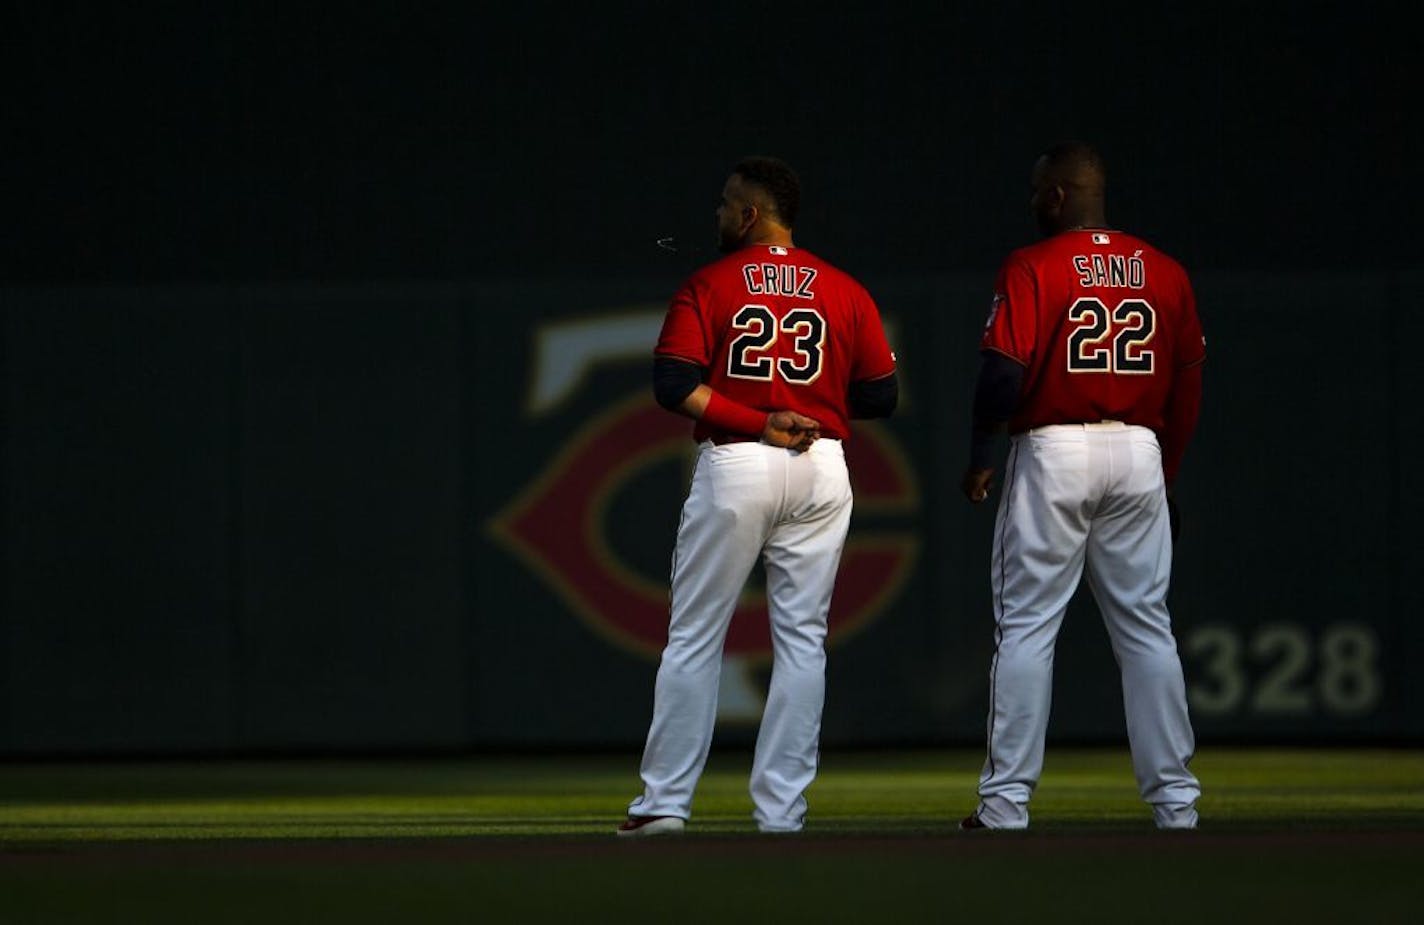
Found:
[1092,233,1110,244]
[769,246,788,255]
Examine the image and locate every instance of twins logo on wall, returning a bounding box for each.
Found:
[490,310,919,720]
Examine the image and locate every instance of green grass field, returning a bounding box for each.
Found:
[3,746,1422,923]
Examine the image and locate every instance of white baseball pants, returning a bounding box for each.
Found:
[629,437,852,832]
[974,423,1200,830]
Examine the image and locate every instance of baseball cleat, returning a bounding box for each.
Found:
[958,812,988,830]
[616,815,686,837]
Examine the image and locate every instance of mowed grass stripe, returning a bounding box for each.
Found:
[1,747,1421,844]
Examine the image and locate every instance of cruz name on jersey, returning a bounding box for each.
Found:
[741,263,818,298]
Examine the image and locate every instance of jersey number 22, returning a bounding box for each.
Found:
[1066,297,1155,374]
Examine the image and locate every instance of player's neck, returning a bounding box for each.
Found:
[745,223,794,249]
[1061,211,1109,232]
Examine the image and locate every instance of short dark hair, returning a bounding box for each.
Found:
[1042,140,1106,188]
[734,156,800,228]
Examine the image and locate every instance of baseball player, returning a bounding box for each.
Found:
[960,141,1204,830]
[618,156,898,836]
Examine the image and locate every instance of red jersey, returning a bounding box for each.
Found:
[656,244,896,442]
[980,229,1205,435]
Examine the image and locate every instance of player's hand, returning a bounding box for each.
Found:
[961,467,995,503]
[764,411,820,452]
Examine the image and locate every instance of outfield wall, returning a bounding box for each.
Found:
[2,271,1420,754]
